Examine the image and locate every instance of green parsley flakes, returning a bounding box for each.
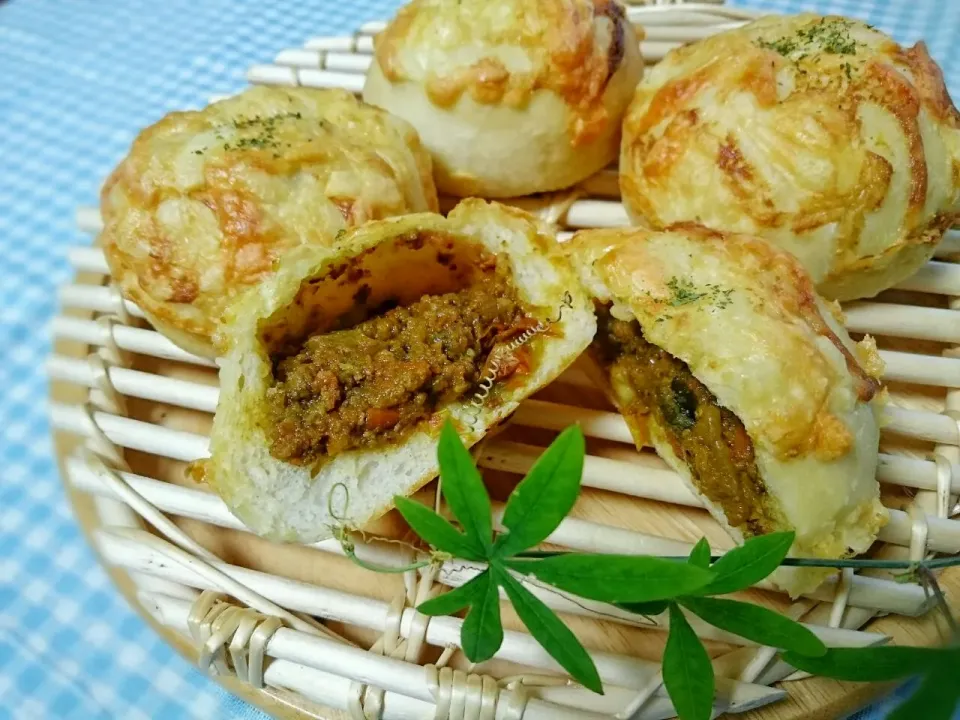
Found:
[707,284,735,309]
[757,18,860,58]
[220,111,305,152]
[664,278,735,311]
[757,36,800,56]
[666,277,707,307]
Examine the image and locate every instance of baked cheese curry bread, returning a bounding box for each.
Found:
[568,224,888,596]
[620,14,960,302]
[100,86,438,360]
[205,200,595,543]
[362,0,643,198]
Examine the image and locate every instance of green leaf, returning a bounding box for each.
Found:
[616,600,669,616]
[493,426,585,557]
[416,574,486,617]
[394,496,485,561]
[695,532,795,596]
[416,571,506,663]
[887,666,960,720]
[460,570,504,663]
[494,566,603,694]
[438,421,493,553]
[679,596,826,657]
[688,538,712,569]
[782,646,947,682]
[663,603,715,720]
[504,554,714,603]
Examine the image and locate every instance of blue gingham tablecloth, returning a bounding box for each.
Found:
[1,0,958,717]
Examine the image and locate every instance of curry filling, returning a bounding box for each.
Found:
[266,258,535,466]
[594,305,774,536]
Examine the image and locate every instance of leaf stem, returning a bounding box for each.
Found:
[513,552,960,572]
[334,525,435,574]
[749,556,960,570]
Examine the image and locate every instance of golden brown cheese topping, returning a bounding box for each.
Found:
[373,0,636,146]
[266,259,534,465]
[593,305,775,536]
[619,15,960,301]
[101,87,437,357]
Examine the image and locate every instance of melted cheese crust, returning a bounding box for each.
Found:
[363,0,643,196]
[101,86,438,358]
[620,14,960,301]
[375,0,635,138]
[570,225,888,589]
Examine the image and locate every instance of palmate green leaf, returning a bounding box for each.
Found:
[504,554,714,603]
[393,496,485,561]
[494,426,585,557]
[887,665,960,720]
[695,531,795,596]
[781,645,948,682]
[688,538,711,569]
[416,571,505,663]
[663,603,714,720]
[416,573,486,617]
[438,421,493,553]
[460,570,504,663]
[494,566,603,694]
[679,596,826,657]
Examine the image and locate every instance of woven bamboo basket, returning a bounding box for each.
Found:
[49,2,960,718]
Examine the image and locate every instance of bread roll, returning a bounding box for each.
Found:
[205,199,595,543]
[101,86,438,359]
[620,14,960,301]
[362,0,643,198]
[568,224,888,596]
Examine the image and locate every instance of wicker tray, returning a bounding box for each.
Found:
[49,2,960,719]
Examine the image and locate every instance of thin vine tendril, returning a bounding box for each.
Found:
[326,481,439,574]
[464,291,575,429]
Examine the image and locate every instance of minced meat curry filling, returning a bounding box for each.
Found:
[266,260,531,465]
[594,305,774,536]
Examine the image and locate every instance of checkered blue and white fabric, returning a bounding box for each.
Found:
[0,0,957,718]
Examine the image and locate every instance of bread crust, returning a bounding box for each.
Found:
[101,86,438,359]
[362,0,643,197]
[206,199,596,543]
[620,14,960,301]
[569,224,888,595]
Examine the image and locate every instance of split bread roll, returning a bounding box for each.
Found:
[362,0,643,198]
[206,199,596,543]
[568,224,888,596]
[619,14,960,301]
[101,86,438,359]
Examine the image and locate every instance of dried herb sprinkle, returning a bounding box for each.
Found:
[219,111,305,152]
[662,278,735,313]
[757,18,860,58]
[667,277,707,307]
